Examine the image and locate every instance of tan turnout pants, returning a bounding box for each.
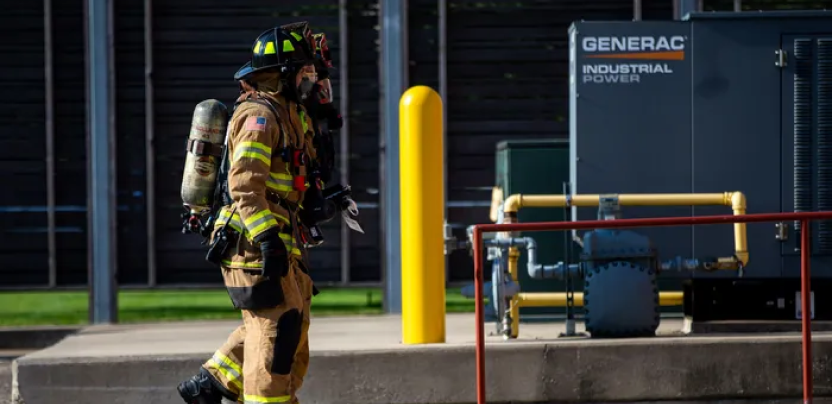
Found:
[203,259,313,404]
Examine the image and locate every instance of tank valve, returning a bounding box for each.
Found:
[181,208,213,241]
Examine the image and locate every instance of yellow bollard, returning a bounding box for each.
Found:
[400,86,445,344]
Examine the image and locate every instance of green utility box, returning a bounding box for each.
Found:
[495,139,575,317]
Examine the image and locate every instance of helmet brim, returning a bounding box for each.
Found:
[234,61,254,80]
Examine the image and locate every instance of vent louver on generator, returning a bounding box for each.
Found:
[794,39,813,236]
[793,37,832,253]
[818,39,832,252]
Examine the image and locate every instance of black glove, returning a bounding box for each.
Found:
[301,182,337,226]
[259,233,290,279]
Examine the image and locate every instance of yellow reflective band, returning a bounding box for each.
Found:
[253,41,263,54]
[215,210,243,233]
[243,210,278,238]
[214,351,242,374]
[290,32,302,41]
[282,39,294,52]
[244,394,292,404]
[216,206,290,238]
[264,41,276,55]
[266,183,292,194]
[239,141,271,154]
[279,233,302,256]
[234,142,272,166]
[299,110,309,133]
[267,172,294,194]
[221,260,263,269]
[208,361,242,391]
[207,351,243,391]
[271,172,292,181]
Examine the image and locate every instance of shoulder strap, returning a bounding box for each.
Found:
[207,95,281,231]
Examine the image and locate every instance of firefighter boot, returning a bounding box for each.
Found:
[177,368,231,404]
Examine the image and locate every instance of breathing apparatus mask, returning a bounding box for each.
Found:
[298,70,318,102]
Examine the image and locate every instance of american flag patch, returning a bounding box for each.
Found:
[245,116,267,132]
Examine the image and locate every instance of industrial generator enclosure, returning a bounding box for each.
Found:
[569,11,832,284]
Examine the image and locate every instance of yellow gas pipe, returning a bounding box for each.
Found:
[515,291,684,307]
[499,192,748,338]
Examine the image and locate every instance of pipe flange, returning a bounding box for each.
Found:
[584,261,659,338]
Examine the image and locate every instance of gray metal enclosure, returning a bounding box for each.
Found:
[570,10,832,280]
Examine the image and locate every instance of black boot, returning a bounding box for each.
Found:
[177,368,229,404]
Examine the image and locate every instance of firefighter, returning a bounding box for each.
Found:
[283,30,344,394]
[304,32,342,185]
[177,22,319,404]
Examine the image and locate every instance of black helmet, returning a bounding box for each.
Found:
[234,22,315,80]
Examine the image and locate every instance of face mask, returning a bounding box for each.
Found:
[318,79,333,103]
[297,69,318,100]
[298,77,315,100]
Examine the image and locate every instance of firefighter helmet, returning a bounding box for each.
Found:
[233,22,316,80]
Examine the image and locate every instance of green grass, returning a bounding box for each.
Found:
[0,287,475,327]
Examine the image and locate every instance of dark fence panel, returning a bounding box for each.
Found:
[115,0,150,285]
[53,0,89,286]
[345,0,382,282]
[0,2,48,286]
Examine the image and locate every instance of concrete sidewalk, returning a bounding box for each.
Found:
[13,314,832,404]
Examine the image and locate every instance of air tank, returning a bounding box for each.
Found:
[180,99,228,213]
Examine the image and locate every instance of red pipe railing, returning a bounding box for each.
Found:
[471,210,832,404]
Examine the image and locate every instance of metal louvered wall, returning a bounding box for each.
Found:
[788,36,832,254]
[2,0,827,288]
[0,2,47,287]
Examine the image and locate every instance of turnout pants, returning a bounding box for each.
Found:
[203,259,313,404]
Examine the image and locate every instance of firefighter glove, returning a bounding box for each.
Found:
[259,233,290,279]
[301,184,337,225]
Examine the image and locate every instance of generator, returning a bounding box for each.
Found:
[569,10,832,323]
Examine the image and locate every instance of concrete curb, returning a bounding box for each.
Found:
[0,326,79,350]
[14,335,832,404]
